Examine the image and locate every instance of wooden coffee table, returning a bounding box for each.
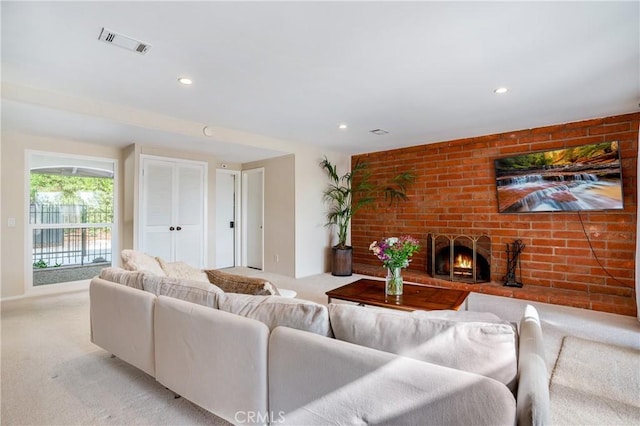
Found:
[326,278,469,312]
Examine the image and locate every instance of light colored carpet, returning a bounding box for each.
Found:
[550,336,640,425]
[0,290,231,425]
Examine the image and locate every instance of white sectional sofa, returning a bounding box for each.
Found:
[90,267,550,426]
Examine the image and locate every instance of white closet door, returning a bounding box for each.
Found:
[141,159,174,260]
[140,156,206,268]
[175,164,205,267]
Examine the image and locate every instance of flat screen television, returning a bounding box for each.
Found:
[494,141,624,213]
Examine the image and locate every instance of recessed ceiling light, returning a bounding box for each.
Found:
[338,123,348,130]
[494,87,508,94]
[178,77,193,85]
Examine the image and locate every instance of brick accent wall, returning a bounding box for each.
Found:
[351,112,638,316]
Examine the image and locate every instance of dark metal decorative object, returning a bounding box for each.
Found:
[504,239,526,287]
[427,233,491,284]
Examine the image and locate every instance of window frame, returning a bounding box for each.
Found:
[25,150,119,294]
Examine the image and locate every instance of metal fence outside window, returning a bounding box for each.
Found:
[31,204,112,268]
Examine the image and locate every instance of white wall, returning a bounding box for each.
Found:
[294,149,350,278]
[243,149,350,278]
[243,154,295,276]
[0,132,123,298]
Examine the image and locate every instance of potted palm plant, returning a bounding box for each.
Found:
[321,156,415,276]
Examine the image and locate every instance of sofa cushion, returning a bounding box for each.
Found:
[218,293,332,337]
[269,326,517,426]
[142,275,223,309]
[411,309,506,322]
[99,267,146,290]
[329,303,518,392]
[121,249,166,276]
[205,269,279,296]
[516,305,550,426]
[154,296,269,424]
[157,258,209,282]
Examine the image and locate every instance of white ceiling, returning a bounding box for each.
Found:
[2,1,639,163]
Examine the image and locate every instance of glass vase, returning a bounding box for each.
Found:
[386,266,403,298]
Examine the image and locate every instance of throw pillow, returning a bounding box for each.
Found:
[205,269,279,295]
[99,267,146,290]
[141,275,223,309]
[156,258,209,282]
[120,249,166,276]
[328,303,518,392]
[218,293,332,337]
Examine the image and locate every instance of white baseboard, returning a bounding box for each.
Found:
[2,279,90,302]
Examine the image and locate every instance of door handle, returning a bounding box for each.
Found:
[169,226,175,231]
[176,226,182,231]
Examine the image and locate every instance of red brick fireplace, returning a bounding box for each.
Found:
[351,112,638,316]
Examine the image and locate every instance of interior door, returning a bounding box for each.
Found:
[215,170,237,268]
[175,163,205,267]
[243,169,263,270]
[141,159,174,260]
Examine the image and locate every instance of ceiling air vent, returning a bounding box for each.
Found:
[98,27,151,55]
[370,129,389,136]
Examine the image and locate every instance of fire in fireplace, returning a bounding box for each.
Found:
[427,233,491,283]
[453,250,474,277]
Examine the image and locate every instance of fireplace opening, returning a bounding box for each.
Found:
[427,233,490,283]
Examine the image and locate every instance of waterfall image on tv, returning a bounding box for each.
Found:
[494,141,624,213]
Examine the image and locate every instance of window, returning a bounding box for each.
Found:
[29,152,115,286]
